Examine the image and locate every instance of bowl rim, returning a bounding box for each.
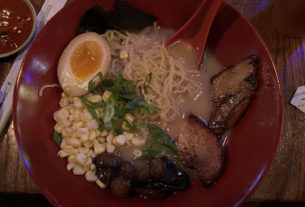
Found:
[0,0,37,58]
[12,0,284,206]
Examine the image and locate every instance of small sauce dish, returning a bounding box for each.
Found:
[0,0,36,58]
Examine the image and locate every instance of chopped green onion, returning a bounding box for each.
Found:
[124,96,144,113]
[53,131,62,146]
[100,79,115,90]
[136,148,161,160]
[103,104,115,123]
[84,72,158,134]
[80,96,105,109]
[81,97,102,125]
[123,119,136,133]
[104,121,113,131]
[143,72,152,90]
[139,99,157,116]
[88,72,103,92]
[148,124,179,155]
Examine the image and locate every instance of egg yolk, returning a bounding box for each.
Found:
[70,41,103,81]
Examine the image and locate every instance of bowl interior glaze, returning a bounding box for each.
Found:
[13,0,283,206]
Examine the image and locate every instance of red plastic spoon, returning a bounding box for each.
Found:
[165,0,223,69]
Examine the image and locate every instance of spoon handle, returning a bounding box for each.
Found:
[165,0,223,68]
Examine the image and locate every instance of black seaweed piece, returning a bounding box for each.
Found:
[77,5,114,35]
[159,157,191,191]
[105,0,157,30]
[77,1,157,35]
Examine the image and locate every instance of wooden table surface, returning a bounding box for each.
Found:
[0,0,304,204]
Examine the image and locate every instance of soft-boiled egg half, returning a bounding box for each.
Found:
[57,32,111,96]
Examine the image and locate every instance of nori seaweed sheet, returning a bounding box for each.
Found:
[77,0,157,35]
[77,5,114,34]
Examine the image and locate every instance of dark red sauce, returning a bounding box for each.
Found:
[0,0,34,54]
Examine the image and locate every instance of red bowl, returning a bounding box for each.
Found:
[13,0,283,206]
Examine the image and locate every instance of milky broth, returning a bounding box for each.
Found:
[166,41,223,138]
[115,31,224,161]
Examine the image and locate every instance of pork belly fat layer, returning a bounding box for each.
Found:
[208,55,259,137]
[177,115,224,187]
[210,55,258,102]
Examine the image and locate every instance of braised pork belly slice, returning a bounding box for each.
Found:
[208,55,258,137]
[176,114,224,187]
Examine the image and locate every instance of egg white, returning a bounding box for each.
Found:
[57,32,111,97]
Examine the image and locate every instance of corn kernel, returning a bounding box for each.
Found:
[100,130,108,137]
[89,131,97,141]
[113,135,126,146]
[90,164,96,170]
[61,108,70,118]
[73,97,83,108]
[54,123,63,134]
[119,50,128,60]
[92,139,99,145]
[122,122,129,131]
[83,111,93,121]
[67,138,81,147]
[88,120,99,130]
[124,113,134,123]
[94,143,106,154]
[80,136,89,143]
[67,105,76,114]
[97,108,104,118]
[62,145,77,155]
[59,97,69,107]
[53,111,60,122]
[91,152,97,158]
[61,118,71,127]
[106,134,113,144]
[72,121,83,129]
[68,155,75,163]
[96,180,106,189]
[74,108,82,115]
[87,149,93,157]
[78,147,90,154]
[106,144,115,153]
[69,107,76,114]
[97,137,106,143]
[87,95,102,103]
[60,139,67,148]
[95,130,101,136]
[83,141,93,148]
[85,171,97,182]
[63,127,74,137]
[131,137,146,147]
[84,157,92,167]
[58,150,68,158]
[73,165,85,175]
[76,153,87,165]
[61,129,68,138]
[102,90,112,102]
[55,108,69,120]
[72,113,81,122]
[77,128,89,141]
[67,162,75,171]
